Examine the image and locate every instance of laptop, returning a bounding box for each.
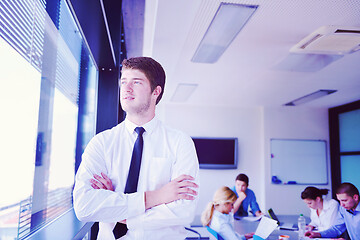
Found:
[267,208,298,231]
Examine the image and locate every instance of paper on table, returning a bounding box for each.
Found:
[254,216,278,239]
[242,215,263,222]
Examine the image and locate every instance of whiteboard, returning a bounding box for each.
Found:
[270,139,328,185]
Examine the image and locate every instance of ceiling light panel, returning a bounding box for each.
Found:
[285,89,337,106]
[170,83,198,102]
[191,3,258,63]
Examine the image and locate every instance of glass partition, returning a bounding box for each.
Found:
[339,108,360,152]
[341,155,360,191]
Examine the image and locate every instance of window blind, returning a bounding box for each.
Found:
[0,0,46,70]
[0,0,80,105]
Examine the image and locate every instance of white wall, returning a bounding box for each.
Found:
[157,103,331,218]
[263,106,332,217]
[157,104,264,216]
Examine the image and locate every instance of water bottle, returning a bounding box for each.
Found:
[298,214,306,240]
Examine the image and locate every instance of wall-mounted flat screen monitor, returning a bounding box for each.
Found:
[192,137,238,169]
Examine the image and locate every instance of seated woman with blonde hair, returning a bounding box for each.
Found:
[201,186,254,240]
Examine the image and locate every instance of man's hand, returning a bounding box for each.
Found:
[255,211,264,217]
[306,225,315,231]
[90,172,114,191]
[238,191,247,202]
[145,174,198,210]
[232,191,247,214]
[90,173,127,224]
[305,231,321,238]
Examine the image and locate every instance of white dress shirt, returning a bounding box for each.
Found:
[309,199,339,231]
[209,210,246,240]
[73,117,199,240]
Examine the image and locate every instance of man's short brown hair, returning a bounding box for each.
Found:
[121,57,166,104]
[336,182,359,197]
[236,173,249,186]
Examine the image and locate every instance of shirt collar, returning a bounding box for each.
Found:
[345,202,360,215]
[124,116,158,135]
[213,210,232,221]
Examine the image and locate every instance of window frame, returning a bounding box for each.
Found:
[329,99,360,197]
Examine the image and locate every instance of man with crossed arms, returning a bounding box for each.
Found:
[73,57,199,240]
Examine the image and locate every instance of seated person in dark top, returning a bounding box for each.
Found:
[231,173,263,218]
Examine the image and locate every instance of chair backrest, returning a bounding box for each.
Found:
[206,226,225,240]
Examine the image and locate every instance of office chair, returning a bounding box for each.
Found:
[185,227,210,240]
[205,226,225,240]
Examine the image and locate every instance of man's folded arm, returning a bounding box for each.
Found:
[127,198,198,231]
[73,136,145,223]
[73,169,145,222]
[127,135,200,231]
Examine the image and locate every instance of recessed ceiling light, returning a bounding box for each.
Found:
[191,3,258,63]
[285,89,337,106]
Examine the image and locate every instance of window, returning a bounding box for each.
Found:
[329,100,360,194]
[0,0,98,239]
[0,36,40,239]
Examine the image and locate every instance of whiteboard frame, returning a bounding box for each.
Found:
[270,138,328,185]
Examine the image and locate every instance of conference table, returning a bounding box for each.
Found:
[234,215,309,240]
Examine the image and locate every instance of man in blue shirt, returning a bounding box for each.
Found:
[231,173,263,218]
[305,182,360,239]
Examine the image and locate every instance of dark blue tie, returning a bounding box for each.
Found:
[124,127,145,193]
[113,127,145,238]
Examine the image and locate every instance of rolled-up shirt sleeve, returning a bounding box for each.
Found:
[249,191,261,215]
[73,134,145,223]
[319,210,346,238]
[127,133,199,230]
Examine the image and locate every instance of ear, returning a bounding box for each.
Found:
[354,194,359,201]
[153,86,162,97]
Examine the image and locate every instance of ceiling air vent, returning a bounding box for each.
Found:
[290,26,360,55]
